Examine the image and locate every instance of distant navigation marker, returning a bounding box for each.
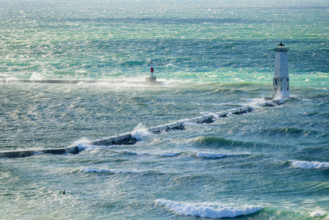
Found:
[150,61,155,77]
[146,61,157,83]
[273,42,289,99]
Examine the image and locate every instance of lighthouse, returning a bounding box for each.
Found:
[145,61,157,83]
[150,61,155,77]
[273,42,289,99]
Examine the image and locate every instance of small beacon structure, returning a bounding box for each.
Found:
[146,61,157,83]
[273,42,289,99]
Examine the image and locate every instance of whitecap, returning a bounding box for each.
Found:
[201,112,219,119]
[79,144,109,152]
[5,77,18,82]
[195,152,247,159]
[77,81,86,86]
[29,72,43,81]
[242,98,267,108]
[291,160,329,169]
[81,168,112,173]
[69,137,91,151]
[155,199,263,218]
[80,167,140,174]
[310,210,326,218]
[73,138,109,152]
[131,123,151,141]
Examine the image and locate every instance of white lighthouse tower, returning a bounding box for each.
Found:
[273,42,289,99]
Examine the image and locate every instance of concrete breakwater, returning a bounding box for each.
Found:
[0,106,253,158]
[0,79,163,85]
[0,147,79,158]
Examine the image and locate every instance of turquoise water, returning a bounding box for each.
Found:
[0,1,328,219]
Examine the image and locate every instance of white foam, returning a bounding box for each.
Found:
[157,152,181,157]
[79,144,109,152]
[4,77,18,82]
[242,98,266,109]
[183,120,200,127]
[310,210,326,218]
[131,123,151,141]
[77,81,86,86]
[29,72,43,81]
[201,112,219,119]
[155,199,263,218]
[80,167,140,174]
[195,152,246,159]
[70,137,92,151]
[291,160,329,169]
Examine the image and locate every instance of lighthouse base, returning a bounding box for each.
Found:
[263,95,302,107]
[145,76,157,83]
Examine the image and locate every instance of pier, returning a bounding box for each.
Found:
[0,106,253,158]
[0,43,289,159]
[0,79,163,85]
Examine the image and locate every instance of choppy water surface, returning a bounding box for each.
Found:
[0,1,328,219]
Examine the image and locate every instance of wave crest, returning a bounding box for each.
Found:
[155,199,263,218]
[195,152,247,159]
[194,136,256,148]
[291,160,329,169]
[261,127,318,137]
[131,123,151,141]
[119,150,181,157]
[310,210,327,217]
[80,167,140,174]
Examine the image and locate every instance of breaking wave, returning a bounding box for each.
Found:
[291,160,329,169]
[195,152,248,159]
[131,123,151,141]
[77,143,109,152]
[195,136,240,146]
[80,167,140,174]
[155,199,263,218]
[310,210,327,218]
[119,150,181,157]
[69,137,92,151]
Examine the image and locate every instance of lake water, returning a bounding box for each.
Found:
[0,1,328,219]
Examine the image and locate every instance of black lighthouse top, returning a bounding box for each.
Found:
[275,42,288,52]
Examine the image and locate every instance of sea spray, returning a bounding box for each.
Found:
[29,72,43,81]
[70,137,92,151]
[201,111,219,119]
[131,123,151,141]
[1,2,329,219]
[155,199,263,218]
